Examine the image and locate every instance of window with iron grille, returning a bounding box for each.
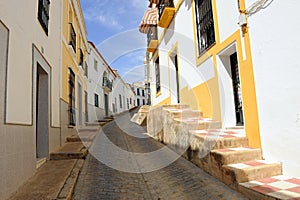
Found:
[38,0,50,35]
[195,0,216,55]
[155,57,161,93]
[119,95,123,108]
[68,68,76,126]
[94,94,99,107]
[69,23,76,52]
[84,62,88,77]
[79,48,84,66]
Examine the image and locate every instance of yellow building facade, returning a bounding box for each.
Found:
[61,0,88,139]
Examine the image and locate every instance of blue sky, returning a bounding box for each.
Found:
[81,0,149,83]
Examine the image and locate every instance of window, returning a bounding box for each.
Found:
[38,0,50,35]
[119,94,122,108]
[137,99,140,106]
[155,57,161,93]
[69,23,76,52]
[195,0,216,55]
[127,98,129,109]
[130,98,132,105]
[137,88,140,96]
[142,90,145,97]
[94,59,98,71]
[143,99,145,105]
[84,62,88,77]
[94,94,99,107]
[79,48,84,66]
[68,68,76,126]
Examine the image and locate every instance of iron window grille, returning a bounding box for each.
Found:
[38,0,50,35]
[155,57,161,93]
[147,25,158,46]
[119,95,122,108]
[158,0,175,21]
[94,94,99,107]
[195,0,216,55]
[69,23,76,52]
[84,62,88,77]
[68,69,76,126]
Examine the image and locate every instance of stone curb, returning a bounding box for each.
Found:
[57,159,85,200]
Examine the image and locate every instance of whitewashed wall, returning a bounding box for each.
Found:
[0,0,61,126]
[111,75,135,114]
[86,43,115,122]
[248,0,300,177]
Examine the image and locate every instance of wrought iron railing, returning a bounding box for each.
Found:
[69,23,76,52]
[103,77,112,90]
[147,25,158,46]
[158,0,175,21]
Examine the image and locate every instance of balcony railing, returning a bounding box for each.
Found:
[158,0,175,21]
[103,77,112,91]
[69,23,76,52]
[147,25,158,46]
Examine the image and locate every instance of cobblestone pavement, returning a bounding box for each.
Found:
[73,111,248,200]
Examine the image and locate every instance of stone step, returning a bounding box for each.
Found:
[85,122,101,126]
[239,175,300,200]
[50,142,87,160]
[210,147,262,180]
[166,109,203,119]
[223,160,282,186]
[162,104,190,110]
[174,118,222,130]
[189,129,248,151]
[98,118,113,123]
[77,126,100,132]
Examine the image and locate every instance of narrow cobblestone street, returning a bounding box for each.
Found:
[73,111,248,200]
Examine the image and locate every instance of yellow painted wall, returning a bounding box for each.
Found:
[61,0,87,112]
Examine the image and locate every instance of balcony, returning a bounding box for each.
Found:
[102,77,112,92]
[147,25,158,53]
[158,0,175,28]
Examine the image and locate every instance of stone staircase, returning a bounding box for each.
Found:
[147,105,300,199]
[50,122,105,160]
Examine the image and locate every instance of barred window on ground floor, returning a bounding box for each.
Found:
[68,68,76,126]
[94,93,99,107]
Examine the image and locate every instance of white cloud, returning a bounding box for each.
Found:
[82,0,148,30]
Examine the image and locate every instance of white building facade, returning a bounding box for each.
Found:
[132,82,148,106]
[86,42,136,122]
[86,42,116,122]
[0,1,62,199]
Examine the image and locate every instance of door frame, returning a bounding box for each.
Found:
[33,45,51,159]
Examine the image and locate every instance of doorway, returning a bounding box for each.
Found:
[170,53,180,104]
[230,53,244,126]
[36,64,49,159]
[104,94,109,117]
